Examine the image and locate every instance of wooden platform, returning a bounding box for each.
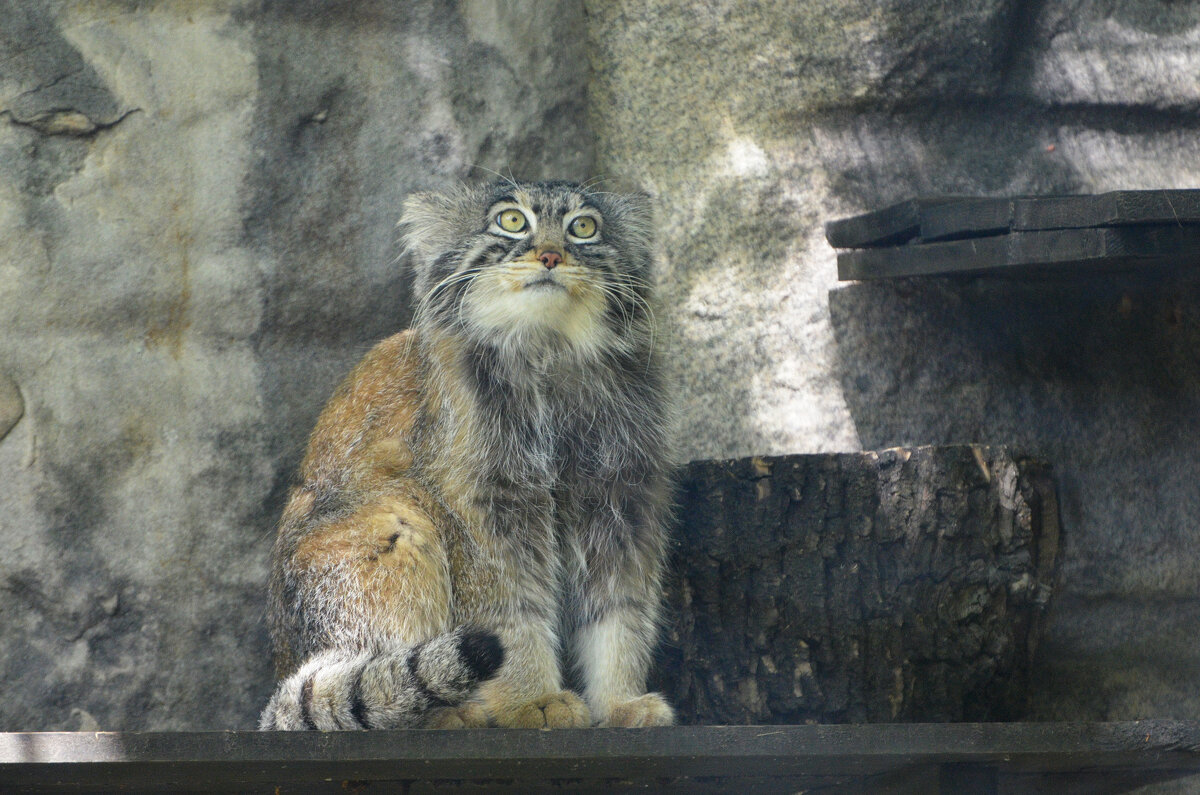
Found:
[826,190,1200,280]
[2,722,1199,793]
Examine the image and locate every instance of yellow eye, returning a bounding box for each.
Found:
[569,215,597,239]
[497,209,528,233]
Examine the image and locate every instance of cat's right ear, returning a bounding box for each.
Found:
[399,189,469,268]
[399,192,448,265]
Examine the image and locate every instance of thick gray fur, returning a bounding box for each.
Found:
[263,179,674,730]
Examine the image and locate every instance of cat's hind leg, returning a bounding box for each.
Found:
[289,494,454,647]
[265,489,501,730]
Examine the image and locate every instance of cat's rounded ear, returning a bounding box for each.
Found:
[621,190,654,217]
[399,187,475,267]
[614,190,655,251]
[399,191,450,264]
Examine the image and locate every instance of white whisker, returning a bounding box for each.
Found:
[469,164,521,192]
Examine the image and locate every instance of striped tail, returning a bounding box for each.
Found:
[259,627,504,730]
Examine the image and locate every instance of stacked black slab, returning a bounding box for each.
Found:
[827,190,1200,280]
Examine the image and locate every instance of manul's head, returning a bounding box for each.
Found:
[401,180,655,361]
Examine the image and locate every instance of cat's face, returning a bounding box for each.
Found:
[401,180,654,359]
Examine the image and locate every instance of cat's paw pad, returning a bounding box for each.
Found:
[598,693,675,727]
[499,690,591,729]
[423,702,489,729]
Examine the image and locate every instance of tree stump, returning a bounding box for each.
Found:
[651,446,1058,724]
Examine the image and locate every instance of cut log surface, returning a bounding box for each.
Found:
[652,446,1059,724]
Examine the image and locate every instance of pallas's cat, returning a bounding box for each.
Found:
[260,180,674,730]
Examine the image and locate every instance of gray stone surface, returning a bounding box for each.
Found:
[0,373,21,443]
[1013,0,1200,110]
[0,0,590,732]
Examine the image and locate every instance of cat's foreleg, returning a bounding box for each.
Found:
[575,605,674,727]
[571,519,675,727]
[478,616,592,728]
[470,560,592,728]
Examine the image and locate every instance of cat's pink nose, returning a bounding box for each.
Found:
[539,251,562,270]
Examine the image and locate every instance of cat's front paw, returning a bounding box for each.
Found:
[597,693,675,727]
[494,690,591,729]
[423,702,490,729]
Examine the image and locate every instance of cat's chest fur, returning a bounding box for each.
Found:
[453,348,639,487]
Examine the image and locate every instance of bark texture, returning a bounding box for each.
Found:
[652,445,1058,724]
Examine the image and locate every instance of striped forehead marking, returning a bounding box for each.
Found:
[499,188,585,218]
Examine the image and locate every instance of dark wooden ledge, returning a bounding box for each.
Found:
[3,722,1199,793]
[825,190,1200,279]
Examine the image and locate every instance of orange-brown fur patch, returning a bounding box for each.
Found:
[292,491,452,642]
[419,333,486,527]
[300,331,424,492]
[283,332,458,644]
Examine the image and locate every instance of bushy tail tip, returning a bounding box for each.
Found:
[456,626,505,682]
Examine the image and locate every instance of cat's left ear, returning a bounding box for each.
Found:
[614,190,655,252]
[618,191,653,219]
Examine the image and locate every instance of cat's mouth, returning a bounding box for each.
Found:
[522,276,567,292]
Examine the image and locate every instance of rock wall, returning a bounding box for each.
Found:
[0,0,590,731]
[1,0,1199,756]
